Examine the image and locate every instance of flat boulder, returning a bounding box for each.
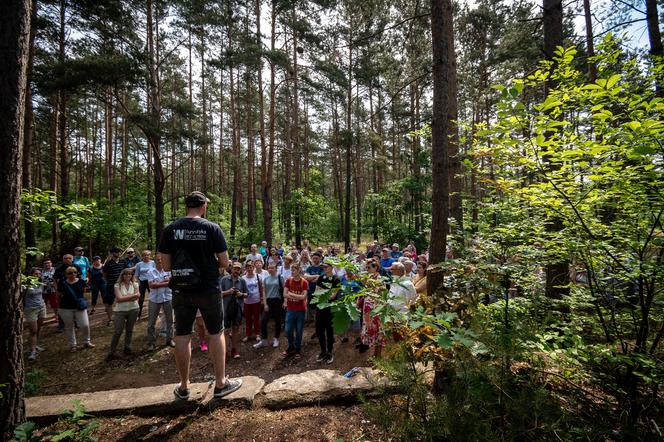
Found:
[262,368,386,409]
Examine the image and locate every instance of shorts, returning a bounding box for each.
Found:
[102,284,116,305]
[42,292,59,310]
[24,305,47,322]
[222,295,243,329]
[173,291,224,336]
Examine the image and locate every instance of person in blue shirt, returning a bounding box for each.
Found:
[134,250,156,318]
[380,248,395,273]
[73,247,90,283]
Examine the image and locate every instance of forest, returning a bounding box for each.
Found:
[1,0,663,440]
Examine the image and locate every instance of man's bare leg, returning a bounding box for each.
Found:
[207,332,226,386]
[174,335,192,389]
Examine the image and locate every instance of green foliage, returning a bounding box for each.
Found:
[21,189,94,232]
[12,422,38,442]
[12,401,97,442]
[24,369,46,397]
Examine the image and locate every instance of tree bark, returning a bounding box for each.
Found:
[646,0,663,94]
[344,37,353,253]
[0,0,32,437]
[583,0,597,82]
[57,0,69,203]
[22,1,37,270]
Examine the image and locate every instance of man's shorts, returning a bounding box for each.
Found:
[173,291,224,336]
[222,295,243,329]
[42,292,59,310]
[102,284,116,306]
[24,305,47,322]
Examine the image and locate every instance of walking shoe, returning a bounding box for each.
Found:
[272,338,279,348]
[316,352,326,362]
[166,340,176,348]
[200,341,208,352]
[70,345,78,352]
[105,353,117,362]
[241,336,250,343]
[325,353,334,364]
[173,383,190,400]
[231,349,240,359]
[27,351,37,361]
[294,352,302,360]
[281,349,294,358]
[83,342,96,349]
[253,339,268,349]
[213,378,243,398]
[256,335,262,342]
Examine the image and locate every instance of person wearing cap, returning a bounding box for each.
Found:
[102,247,126,325]
[89,255,105,315]
[220,261,248,359]
[73,247,91,283]
[390,243,403,260]
[124,248,140,269]
[159,191,242,400]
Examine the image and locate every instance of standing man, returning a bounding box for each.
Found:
[124,247,140,268]
[244,243,264,265]
[102,247,126,325]
[159,191,242,400]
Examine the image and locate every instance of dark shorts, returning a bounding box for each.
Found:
[173,291,224,336]
[102,284,116,305]
[222,295,243,329]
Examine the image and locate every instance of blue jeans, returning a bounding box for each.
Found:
[285,310,305,352]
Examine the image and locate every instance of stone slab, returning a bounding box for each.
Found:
[202,376,265,409]
[261,368,387,409]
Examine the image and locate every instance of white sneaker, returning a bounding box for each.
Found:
[256,335,262,342]
[272,338,279,348]
[253,339,268,349]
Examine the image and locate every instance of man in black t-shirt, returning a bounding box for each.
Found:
[159,191,242,400]
[102,246,126,325]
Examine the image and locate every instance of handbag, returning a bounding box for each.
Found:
[64,281,88,311]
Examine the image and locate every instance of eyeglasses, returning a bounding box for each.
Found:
[66,272,77,275]
[127,252,135,254]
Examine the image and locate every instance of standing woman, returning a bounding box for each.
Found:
[23,268,47,361]
[59,266,95,352]
[242,261,263,342]
[360,261,386,358]
[89,256,105,315]
[107,268,140,360]
[134,250,155,319]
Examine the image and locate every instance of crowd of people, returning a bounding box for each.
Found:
[22,191,431,400]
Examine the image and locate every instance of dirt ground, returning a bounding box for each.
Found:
[24,305,373,396]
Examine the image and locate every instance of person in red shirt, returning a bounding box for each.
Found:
[282,264,309,359]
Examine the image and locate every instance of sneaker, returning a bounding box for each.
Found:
[241,336,250,343]
[200,341,208,352]
[253,339,268,349]
[173,383,190,400]
[146,343,156,351]
[83,342,96,349]
[316,352,326,362]
[213,378,243,398]
[70,346,78,352]
[325,353,334,364]
[255,335,262,342]
[272,338,279,348]
[294,352,302,360]
[231,349,240,359]
[281,349,293,358]
[166,340,176,348]
[27,351,37,361]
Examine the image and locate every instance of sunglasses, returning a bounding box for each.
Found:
[67,271,77,275]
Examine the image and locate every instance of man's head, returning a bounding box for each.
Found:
[92,256,101,265]
[110,246,121,258]
[254,258,264,271]
[261,241,268,247]
[381,248,390,258]
[231,261,242,277]
[312,252,322,265]
[62,254,73,265]
[322,261,333,276]
[392,243,400,251]
[404,260,415,274]
[155,252,163,266]
[390,262,405,277]
[251,244,258,254]
[31,267,42,278]
[291,263,301,278]
[43,258,52,269]
[268,263,277,275]
[284,255,293,267]
[185,191,209,215]
[125,248,135,259]
[245,260,255,274]
[74,246,83,255]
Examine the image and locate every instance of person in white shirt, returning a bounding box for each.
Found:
[253,258,270,280]
[387,262,417,313]
[244,243,264,265]
[146,253,174,350]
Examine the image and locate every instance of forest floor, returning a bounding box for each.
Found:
[23,304,381,441]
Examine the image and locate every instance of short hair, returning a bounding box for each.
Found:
[291,263,301,272]
[391,262,405,272]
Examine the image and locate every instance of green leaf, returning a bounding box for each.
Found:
[332,311,351,334]
[437,333,453,349]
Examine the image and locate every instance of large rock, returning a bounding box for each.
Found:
[203,376,265,409]
[262,368,386,409]
[26,382,211,423]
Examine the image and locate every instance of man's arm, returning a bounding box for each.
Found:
[216,251,229,274]
[161,253,172,272]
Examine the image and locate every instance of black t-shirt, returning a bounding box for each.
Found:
[54,263,83,293]
[158,217,228,294]
[59,279,86,310]
[103,258,126,286]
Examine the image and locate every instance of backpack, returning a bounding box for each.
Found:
[168,248,202,291]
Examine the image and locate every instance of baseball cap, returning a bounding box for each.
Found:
[126,247,135,253]
[232,261,243,268]
[92,255,101,260]
[185,191,210,208]
[74,246,83,252]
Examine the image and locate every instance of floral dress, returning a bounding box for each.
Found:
[360,273,386,348]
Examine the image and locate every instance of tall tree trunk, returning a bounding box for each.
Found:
[447,22,463,234]
[646,0,663,94]
[23,1,37,270]
[229,27,240,239]
[583,0,597,82]
[292,11,302,248]
[57,0,69,203]
[0,0,32,437]
[246,24,255,226]
[344,37,353,253]
[105,89,113,202]
[261,0,274,244]
[188,28,195,191]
